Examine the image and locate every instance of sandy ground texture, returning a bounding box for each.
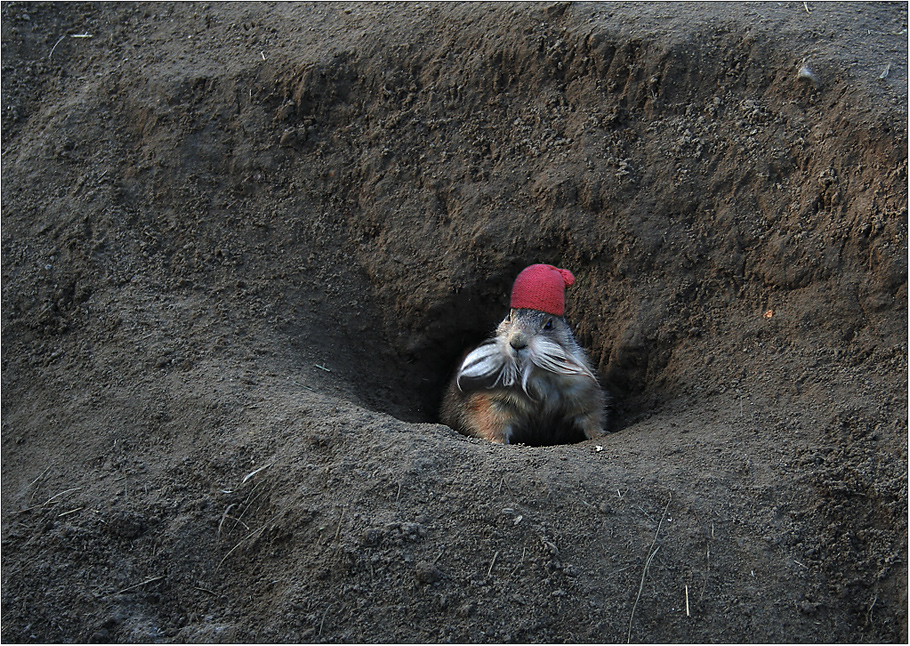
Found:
[2,1,907,643]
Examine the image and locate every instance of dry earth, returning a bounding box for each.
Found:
[2,1,908,643]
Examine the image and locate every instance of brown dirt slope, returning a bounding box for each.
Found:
[2,2,907,643]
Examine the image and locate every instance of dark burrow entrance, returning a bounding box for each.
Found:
[329,281,635,448]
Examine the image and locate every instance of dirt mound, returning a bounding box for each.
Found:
[2,2,907,642]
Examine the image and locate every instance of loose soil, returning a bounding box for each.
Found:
[2,2,907,643]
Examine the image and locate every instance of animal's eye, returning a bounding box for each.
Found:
[543,319,553,331]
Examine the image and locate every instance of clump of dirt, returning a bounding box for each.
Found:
[2,2,907,643]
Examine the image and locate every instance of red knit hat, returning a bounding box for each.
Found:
[510,264,576,316]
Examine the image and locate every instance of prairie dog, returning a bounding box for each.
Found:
[441,265,607,445]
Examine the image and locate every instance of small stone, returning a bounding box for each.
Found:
[362,527,383,547]
[797,65,819,87]
[415,561,441,584]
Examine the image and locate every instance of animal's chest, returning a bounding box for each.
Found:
[528,371,588,410]
[493,372,589,444]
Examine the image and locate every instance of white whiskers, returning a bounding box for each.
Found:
[528,338,598,382]
[457,336,596,397]
[456,340,506,389]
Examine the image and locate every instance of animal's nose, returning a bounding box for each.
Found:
[509,336,527,351]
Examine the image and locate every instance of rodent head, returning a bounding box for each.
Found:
[456,308,596,395]
[496,308,574,357]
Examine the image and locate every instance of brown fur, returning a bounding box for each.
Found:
[441,309,607,445]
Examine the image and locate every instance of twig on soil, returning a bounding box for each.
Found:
[329,507,348,564]
[218,527,264,569]
[26,466,52,506]
[113,575,164,596]
[627,546,661,642]
[864,593,878,627]
[626,496,672,643]
[496,476,515,496]
[332,506,347,544]
[28,466,52,489]
[48,33,93,59]
[48,35,66,59]
[236,479,272,523]
[218,503,236,536]
[218,504,250,535]
[487,550,500,577]
[42,487,83,506]
[699,524,713,603]
[509,547,526,578]
[57,507,83,518]
[318,603,335,637]
[635,505,655,524]
[217,510,284,569]
[241,463,272,484]
[607,564,636,577]
[685,584,690,617]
